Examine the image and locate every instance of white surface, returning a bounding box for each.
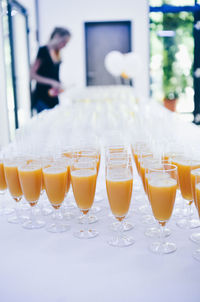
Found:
[0,191,199,302]
[38,0,149,98]
[1,90,200,301]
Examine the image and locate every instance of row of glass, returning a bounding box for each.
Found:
[0,143,200,259]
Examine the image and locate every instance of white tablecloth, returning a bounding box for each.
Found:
[0,178,199,302]
[1,95,200,302]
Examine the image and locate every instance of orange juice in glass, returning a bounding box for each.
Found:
[71,159,98,239]
[18,163,45,229]
[0,160,8,215]
[191,168,200,209]
[173,157,200,229]
[43,164,70,233]
[0,161,7,192]
[0,160,7,194]
[106,162,134,247]
[190,169,200,244]
[4,158,23,224]
[192,173,200,261]
[147,164,177,254]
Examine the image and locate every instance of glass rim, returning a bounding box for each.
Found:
[147,163,177,172]
[42,165,68,173]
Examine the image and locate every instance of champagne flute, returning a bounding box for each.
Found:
[106,153,135,232]
[0,158,9,215]
[18,162,45,229]
[4,158,23,223]
[173,156,200,229]
[193,171,200,261]
[190,168,200,243]
[142,158,171,238]
[106,160,134,247]
[147,164,177,254]
[43,161,70,233]
[70,158,98,239]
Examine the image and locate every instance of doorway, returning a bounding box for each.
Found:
[8,0,31,128]
[85,21,132,86]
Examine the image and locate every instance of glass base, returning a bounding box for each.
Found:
[176,218,200,229]
[190,232,200,244]
[78,214,98,224]
[145,227,171,238]
[7,214,19,224]
[22,219,45,230]
[74,229,98,239]
[193,249,200,262]
[46,222,70,233]
[149,241,176,254]
[108,235,135,247]
[62,210,75,220]
[111,221,134,232]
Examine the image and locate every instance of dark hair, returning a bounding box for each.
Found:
[50,27,71,40]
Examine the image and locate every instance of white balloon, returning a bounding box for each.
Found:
[123,52,142,78]
[104,51,124,76]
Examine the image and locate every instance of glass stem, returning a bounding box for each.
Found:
[159,224,165,247]
[83,212,89,232]
[30,207,36,224]
[117,220,123,241]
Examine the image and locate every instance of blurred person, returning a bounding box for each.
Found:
[31,27,71,113]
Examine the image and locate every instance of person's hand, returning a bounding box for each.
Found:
[50,80,62,90]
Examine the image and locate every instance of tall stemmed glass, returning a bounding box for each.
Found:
[0,159,8,215]
[43,161,70,233]
[173,157,200,229]
[70,158,98,239]
[190,168,200,243]
[18,162,45,229]
[106,160,134,247]
[147,164,177,254]
[142,158,171,238]
[73,149,100,222]
[105,151,134,232]
[4,158,23,223]
[193,171,200,261]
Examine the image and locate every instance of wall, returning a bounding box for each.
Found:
[0,7,10,146]
[19,0,38,60]
[38,0,149,99]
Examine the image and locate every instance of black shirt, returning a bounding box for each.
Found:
[32,46,61,109]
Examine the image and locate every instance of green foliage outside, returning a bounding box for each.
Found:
[150,11,194,101]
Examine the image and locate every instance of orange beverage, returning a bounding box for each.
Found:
[195,183,200,218]
[133,152,139,173]
[4,160,23,200]
[0,161,7,191]
[43,166,68,209]
[191,168,200,208]
[19,165,42,206]
[140,165,147,193]
[108,146,127,154]
[174,159,200,202]
[106,174,133,221]
[148,177,177,224]
[71,169,97,214]
[65,165,71,194]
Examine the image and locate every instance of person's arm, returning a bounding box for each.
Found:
[30,58,61,89]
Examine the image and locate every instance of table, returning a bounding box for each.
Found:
[1,91,200,302]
